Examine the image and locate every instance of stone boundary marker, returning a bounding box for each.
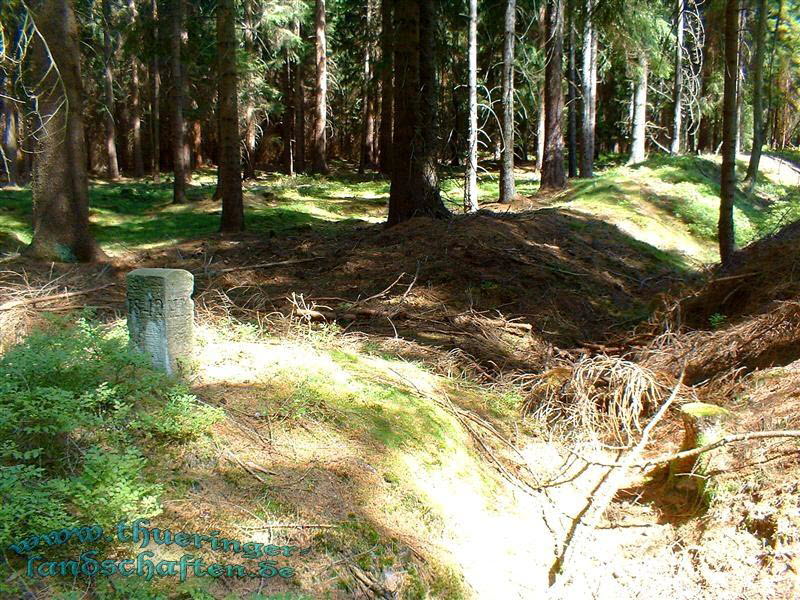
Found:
[126,268,194,375]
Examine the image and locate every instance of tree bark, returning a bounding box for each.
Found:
[671,0,685,155]
[628,54,648,165]
[567,0,577,178]
[359,0,377,173]
[294,20,306,173]
[499,0,517,203]
[102,0,120,179]
[465,0,478,212]
[282,50,295,176]
[745,0,767,187]
[764,0,782,147]
[540,0,566,190]
[378,0,393,174]
[536,90,545,171]
[734,6,746,155]
[417,0,444,211]
[127,0,145,177]
[241,0,258,178]
[387,0,448,226]
[170,0,188,203]
[217,0,244,233]
[312,0,329,173]
[25,0,105,262]
[1,99,18,185]
[719,0,739,266]
[150,0,161,182]
[0,21,21,185]
[580,0,597,177]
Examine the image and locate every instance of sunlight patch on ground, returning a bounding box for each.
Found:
[561,175,718,264]
[192,322,563,596]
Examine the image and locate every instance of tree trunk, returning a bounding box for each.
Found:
[540,0,566,190]
[282,51,295,176]
[765,0,782,147]
[102,0,120,179]
[745,0,767,187]
[536,91,545,171]
[378,0,393,174]
[734,6,746,156]
[719,0,739,266]
[417,0,444,211]
[628,54,648,165]
[567,0,578,178]
[217,0,244,233]
[1,22,21,185]
[499,0,517,203]
[150,0,161,182]
[387,0,448,226]
[359,0,377,173]
[170,0,188,203]
[294,20,306,173]
[18,112,32,184]
[241,0,258,178]
[312,0,329,173]
[1,100,18,185]
[465,0,478,212]
[118,100,132,173]
[128,0,145,177]
[25,0,105,262]
[671,0,684,155]
[580,0,597,177]
[130,59,145,177]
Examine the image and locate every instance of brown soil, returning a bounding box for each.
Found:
[1,208,688,374]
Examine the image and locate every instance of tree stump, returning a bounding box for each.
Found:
[670,402,732,495]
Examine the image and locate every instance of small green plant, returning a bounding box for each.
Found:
[0,316,218,549]
[132,388,224,441]
[709,313,727,330]
[67,447,162,527]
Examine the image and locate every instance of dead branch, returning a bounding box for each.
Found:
[199,257,318,277]
[0,283,115,311]
[632,429,800,470]
[548,368,686,597]
[293,306,409,321]
[360,271,406,303]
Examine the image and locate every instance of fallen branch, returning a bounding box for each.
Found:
[294,307,409,321]
[0,283,115,311]
[199,257,318,277]
[548,367,686,597]
[632,429,800,470]
[360,272,406,303]
[223,450,276,483]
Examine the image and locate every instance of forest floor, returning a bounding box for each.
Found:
[1,153,800,599]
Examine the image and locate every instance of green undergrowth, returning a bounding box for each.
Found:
[439,166,540,206]
[3,155,797,263]
[769,147,800,166]
[0,165,392,255]
[560,154,800,263]
[0,315,221,583]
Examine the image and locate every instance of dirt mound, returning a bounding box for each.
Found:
[678,222,800,329]
[158,209,684,372]
[0,209,687,375]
